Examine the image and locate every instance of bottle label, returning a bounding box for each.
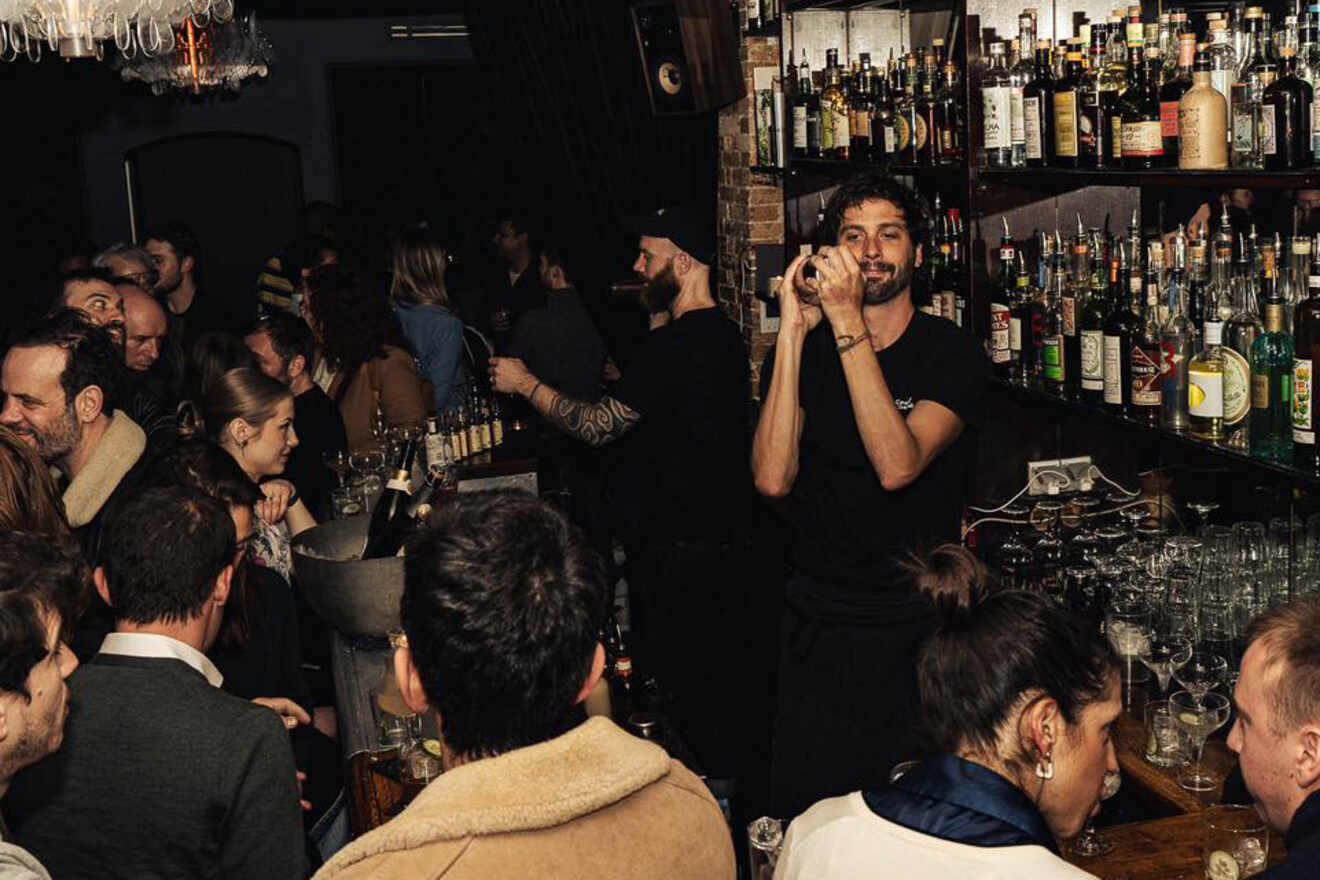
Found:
[792,106,808,149]
[914,115,929,150]
[1264,303,1286,331]
[1110,116,1124,159]
[821,106,835,150]
[1160,100,1181,138]
[883,125,897,153]
[1260,110,1277,155]
[1078,101,1099,155]
[1009,86,1026,145]
[990,302,1011,363]
[1062,296,1076,336]
[807,114,822,152]
[1121,120,1165,157]
[1023,96,1043,159]
[1081,330,1104,389]
[386,473,412,493]
[1210,70,1231,104]
[1295,358,1315,443]
[1043,336,1064,381]
[1131,343,1163,405]
[999,246,1015,263]
[1223,348,1252,425]
[833,110,851,151]
[851,109,869,143]
[896,115,912,150]
[1190,368,1225,417]
[1252,373,1270,409]
[984,86,1012,149]
[1009,317,1023,352]
[1102,334,1124,403]
[1054,91,1079,156]
[1233,108,1255,152]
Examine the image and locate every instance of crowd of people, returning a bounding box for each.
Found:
[0,173,1314,879]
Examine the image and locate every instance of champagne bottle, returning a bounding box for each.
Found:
[362,438,418,559]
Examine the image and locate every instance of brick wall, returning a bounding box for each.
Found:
[717,34,783,399]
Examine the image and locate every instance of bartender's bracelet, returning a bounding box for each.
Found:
[835,330,872,354]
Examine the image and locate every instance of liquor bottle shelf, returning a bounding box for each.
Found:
[790,158,968,177]
[990,378,1320,487]
[977,166,1320,190]
[785,0,959,11]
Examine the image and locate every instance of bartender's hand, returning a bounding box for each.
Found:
[780,251,823,341]
[489,357,535,396]
[811,245,866,328]
[252,696,311,730]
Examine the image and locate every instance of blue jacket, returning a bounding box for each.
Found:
[864,755,1060,852]
[1263,790,1320,879]
[394,302,464,412]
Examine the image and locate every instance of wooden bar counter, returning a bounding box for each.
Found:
[1062,812,1285,879]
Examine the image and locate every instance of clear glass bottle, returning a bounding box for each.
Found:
[1080,235,1110,403]
[1189,317,1227,441]
[1043,251,1068,393]
[820,49,850,160]
[1104,240,1140,410]
[1208,19,1237,148]
[983,41,1014,166]
[1251,248,1296,462]
[1223,258,1259,451]
[1302,6,1320,162]
[1010,251,1039,385]
[1162,230,1195,432]
[1131,248,1164,424]
[1161,33,1197,164]
[1053,50,1085,166]
[1232,74,1266,168]
[1009,13,1035,167]
[1080,25,1120,166]
[990,217,1015,375]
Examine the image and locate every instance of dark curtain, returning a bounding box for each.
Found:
[461,0,719,296]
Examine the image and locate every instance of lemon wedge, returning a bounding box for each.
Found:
[1179,711,1202,725]
[422,738,444,759]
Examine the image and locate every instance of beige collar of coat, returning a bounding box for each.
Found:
[328,716,671,864]
[62,410,146,528]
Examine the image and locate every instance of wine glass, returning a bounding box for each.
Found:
[996,505,1035,591]
[1187,498,1221,534]
[1139,634,1194,695]
[1173,651,1229,706]
[322,449,351,488]
[350,448,385,480]
[1170,690,1232,792]
[1071,770,1123,857]
[1032,501,1067,601]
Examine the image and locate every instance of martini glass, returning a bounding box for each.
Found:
[1071,770,1123,857]
[997,505,1035,591]
[1173,651,1228,706]
[323,449,351,488]
[1187,499,1221,534]
[1171,690,1232,792]
[1140,635,1194,695]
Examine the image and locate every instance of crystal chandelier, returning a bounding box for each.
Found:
[0,0,235,61]
[118,11,272,95]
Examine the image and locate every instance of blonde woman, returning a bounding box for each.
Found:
[389,224,465,412]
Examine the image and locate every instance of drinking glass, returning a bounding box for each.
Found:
[1187,498,1221,533]
[1107,599,1153,708]
[1199,525,1236,607]
[1170,690,1231,792]
[1064,493,1103,540]
[1143,699,1186,768]
[1095,524,1131,555]
[1173,651,1229,705]
[1265,517,1294,606]
[996,507,1036,591]
[1140,634,1194,695]
[748,817,785,880]
[322,449,351,488]
[1163,568,1201,640]
[1232,521,1267,574]
[1295,513,1320,597]
[399,741,443,800]
[350,448,386,480]
[331,485,366,519]
[1071,770,1122,857]
[1064,565,1098,620]
[1199,604,1240,674]
[1204,805,1270,879]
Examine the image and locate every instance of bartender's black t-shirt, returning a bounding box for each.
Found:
[760,310,989,604]
[611,306,749,541]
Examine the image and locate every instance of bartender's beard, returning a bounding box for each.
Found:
[641,263,681,315]
[861,251,917,305]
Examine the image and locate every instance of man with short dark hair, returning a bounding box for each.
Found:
[49,269,125,346]
[753,172,990,816]
[1228,597,1320,878]
[145,221,243,356]
[486,212,545,350]
[314,490,734,880]
[246,313,347,520]
[0,533,84,880]
[5,487,308,880]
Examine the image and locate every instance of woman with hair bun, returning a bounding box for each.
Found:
[775,544,1120,880]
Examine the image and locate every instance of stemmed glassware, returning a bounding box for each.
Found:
[1187,498,1221,534]
[1139,635,1194,695]
[1106,599,1153,708]
[1170,690,1232,792]
[997,505,1035,591]
[322,449,351,488]
[1071,770,1123,857]
[1031,501,1068,601]
[1173,651,1229,705]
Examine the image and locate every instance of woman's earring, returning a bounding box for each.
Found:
[1035,752,1055,780]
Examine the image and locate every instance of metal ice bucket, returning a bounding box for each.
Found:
[291,515,403,638]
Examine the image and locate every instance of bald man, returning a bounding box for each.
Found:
[119,284,168,373]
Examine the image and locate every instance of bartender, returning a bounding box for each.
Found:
[752,171,989,818]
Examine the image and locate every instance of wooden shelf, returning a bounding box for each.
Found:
[978,166,1320,189]
[992,378,1320,487]
[792,157,967,175]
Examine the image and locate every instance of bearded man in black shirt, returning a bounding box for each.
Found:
[753,173,990,818]
[490,208,752,783]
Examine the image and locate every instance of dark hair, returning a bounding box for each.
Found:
[900,543,990,618]
[820,171,932,250]
[281,234,339,288]
[12,310,121,414]
[142,221,201,268]
[250,312,315,372]
[0,425,73,540]
[142,441,262,649]
[390,224,450,307]
[401,490,606,759]
[50,267,117,316]
[918,584,1117,764]
[1245,597,1320,734]
[304,264,410,373]
[178,367,291,447]
[185,331,259,400]
[540,243,578,286]
[0,531,91,698]
[100,486,235,626]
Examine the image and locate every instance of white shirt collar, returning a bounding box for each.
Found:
[98,633,224,688]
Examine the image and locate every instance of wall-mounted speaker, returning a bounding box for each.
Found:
[631,0,743,116]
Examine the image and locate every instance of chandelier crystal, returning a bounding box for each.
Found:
[0,0,236,61]
[118,11,272,95]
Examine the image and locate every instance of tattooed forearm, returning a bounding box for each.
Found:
[533,388,641,447]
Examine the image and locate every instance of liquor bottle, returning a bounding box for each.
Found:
[423,415,451,477]
[934,62,964,164]
[1290,236,1312,331]
[1207,19,1236,145]
[1024,39,1055,166]
[902,52,923,164]
[1010,252,1040,385]
[1159,33,1196,164]
[1237,6,1269,86]
[1009,12,1036,167]
[950,209,968,328]
[851,53,873,159]
[1251,251,1296,462]
[916,62,940,166]
[1179,49,1230,169]
[1079,240,1109,403]
[1053,51,1085,166]
[990,217,1014,374]
[1104,242,1140,410]
[1224,243,1261,449]
[983,41,1013,166]
[1293,239,1320,468]
[1131,252,1164,423]
[1262,20,1313,170]
[930,195,956,319]
[1063,219,1088,388]
[1189,317,1227,441]
[1163,8,1188,82]
[1080,26,1119,166]
[792,52,811,159]
[1302,8,1320,162]
[1121,43,1166,168]
[1042,252,1068,393]
[362,438,418,559]
[1186,247,1208,347]
[1161,233,1194,432]
[821,50,850,160]
[870,67,896,161]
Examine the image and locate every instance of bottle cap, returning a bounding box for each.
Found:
[1204,320,1224,345]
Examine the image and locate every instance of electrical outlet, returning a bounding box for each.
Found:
[1027,455,1094,496]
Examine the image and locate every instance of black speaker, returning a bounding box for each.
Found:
[631,0,743,116]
